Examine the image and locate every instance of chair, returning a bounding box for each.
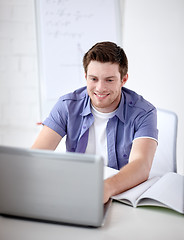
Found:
[149,108,178,178]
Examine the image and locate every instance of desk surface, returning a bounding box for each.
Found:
[0,201,183,240]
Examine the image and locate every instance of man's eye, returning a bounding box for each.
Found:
[107,79,113,82]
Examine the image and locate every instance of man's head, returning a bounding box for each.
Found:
[83,42,128,113]
[83,41,128,80]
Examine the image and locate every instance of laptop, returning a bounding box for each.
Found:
[0,145,111,227]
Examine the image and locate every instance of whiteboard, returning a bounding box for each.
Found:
[35,0,122,120]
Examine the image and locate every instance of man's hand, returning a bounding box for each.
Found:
[103,178,113,203]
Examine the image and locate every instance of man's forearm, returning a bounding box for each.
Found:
[103,158,150,203]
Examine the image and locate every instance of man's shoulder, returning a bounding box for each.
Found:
[51,86,89,116]
[122,87,156,112]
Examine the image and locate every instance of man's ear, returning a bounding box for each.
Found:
[121,74,128,87]
[85,72,87,80]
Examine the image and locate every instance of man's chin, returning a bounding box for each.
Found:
[91,102,109,112]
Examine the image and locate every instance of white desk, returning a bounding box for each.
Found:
[0,201,183,240]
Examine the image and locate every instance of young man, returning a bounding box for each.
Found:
[32,42,158,203]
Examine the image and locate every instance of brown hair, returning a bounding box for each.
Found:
[83,41,128,79]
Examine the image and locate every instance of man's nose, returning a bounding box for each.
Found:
[96,80,106,92]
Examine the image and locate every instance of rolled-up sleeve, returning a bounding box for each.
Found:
[43,97,68,137]
[134,108,158,141]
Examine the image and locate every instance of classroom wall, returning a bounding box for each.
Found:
[0,0,183,174]
[0,0,40,147]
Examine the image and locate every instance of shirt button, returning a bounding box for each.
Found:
[123,154,128,158]
[129,101,133,106]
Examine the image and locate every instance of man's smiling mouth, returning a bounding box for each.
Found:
[94,93,110,99]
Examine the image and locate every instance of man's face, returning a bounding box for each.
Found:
[86,61,127,113]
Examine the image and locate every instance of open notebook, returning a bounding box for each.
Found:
[104,166,184,214]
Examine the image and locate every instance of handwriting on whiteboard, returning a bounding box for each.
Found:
[43,0,94,40]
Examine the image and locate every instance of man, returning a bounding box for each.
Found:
[32,41,158,203]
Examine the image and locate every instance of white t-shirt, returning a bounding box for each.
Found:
[85,105,117,165]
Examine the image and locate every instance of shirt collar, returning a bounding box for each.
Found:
[80,92,92,116]
[80,88,129,122]
[115,91,125,123]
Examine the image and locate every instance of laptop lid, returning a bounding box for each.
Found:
[0,146,105,227]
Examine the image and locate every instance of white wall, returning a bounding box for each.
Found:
[122,0,184,174]
[0,0,183,174]
[0,0,40,147]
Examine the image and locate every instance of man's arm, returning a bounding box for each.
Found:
[31,125,62,150]
[104,138,157,203]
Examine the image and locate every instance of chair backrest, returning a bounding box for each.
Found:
[149,108,178,178]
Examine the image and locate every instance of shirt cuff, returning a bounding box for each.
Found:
[133,136,158,144]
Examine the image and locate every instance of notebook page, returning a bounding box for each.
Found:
[112,177,159,207]
[137,172,184,213]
